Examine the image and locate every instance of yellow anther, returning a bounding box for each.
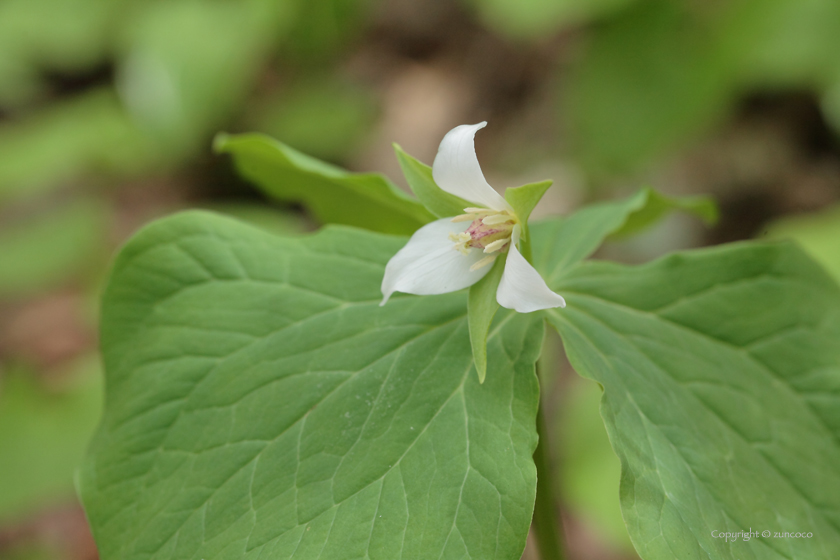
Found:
[482,238,508,253]
[449,232,471,255]
[463,207,491,214]
[481,214,514,226]
[451,214,475,223]
[470,254,497,271]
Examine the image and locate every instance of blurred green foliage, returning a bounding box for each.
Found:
[0,0,114,106]
[247,78,378,162]
[283,0,375,59]
[767,205,840,282]
[462,0,840,173]
[0,542,57,560]
[115,0,291,158]
[0,199,108,296]
[564,0,840,173]
[0,359,102,523]
[567,0,732,173]
[558,377,634,552]
[0,91,155,201]
[466,0,640,40]
[0,0,374,196]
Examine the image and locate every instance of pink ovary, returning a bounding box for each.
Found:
[465,219,510,250]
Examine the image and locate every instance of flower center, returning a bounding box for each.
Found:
[448,207,518,271]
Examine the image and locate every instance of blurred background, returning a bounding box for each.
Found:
[1,0,840,559]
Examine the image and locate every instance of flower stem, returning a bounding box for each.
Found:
[532,396,566,560]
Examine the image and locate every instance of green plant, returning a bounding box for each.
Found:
[78,125,840,560]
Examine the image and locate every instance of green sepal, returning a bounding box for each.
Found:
[393,144,472,218]
[505,179,552,260]
[465,180,552,383]
[468,256,506,383]
[504,180,553,227]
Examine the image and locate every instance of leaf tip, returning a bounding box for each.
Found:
[476,358,487,383]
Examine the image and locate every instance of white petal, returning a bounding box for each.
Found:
[496,228,566,313]
[432,123,512,212]
[381,218,492,305]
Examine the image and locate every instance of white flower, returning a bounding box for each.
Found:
[380,122,566,313]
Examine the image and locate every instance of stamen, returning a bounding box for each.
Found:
[482,214,514,226]
[449,231,471,255]
[470,254,497,271]
[483,238,508,253]
[449,208,518,258]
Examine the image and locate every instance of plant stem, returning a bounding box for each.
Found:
[532,398,566,560]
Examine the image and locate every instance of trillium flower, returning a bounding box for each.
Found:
[380,122,566,313]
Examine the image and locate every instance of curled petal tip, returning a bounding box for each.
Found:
[432,123,511,212]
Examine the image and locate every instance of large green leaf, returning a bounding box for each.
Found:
[542,240,840,559]
[215,133,435,235]
[79,211,542,560]
[0,89,157,200]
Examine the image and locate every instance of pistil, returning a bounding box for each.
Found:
[449,207,518,266]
